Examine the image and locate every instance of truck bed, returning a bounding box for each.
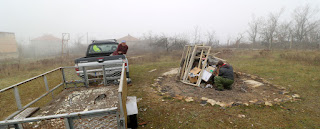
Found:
[29,86,119,129]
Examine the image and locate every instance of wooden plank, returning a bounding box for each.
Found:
[180,46,191,80]
[196,47,211,86]
[181,47,192,80]
[198,50,204,68]
[180,80,198,87]
[183,45,198,82]
[13,107,40,120]
[182,46,192,81]
[178,46,188,80]
[122,70,128,128]
[196,46,211,49]
[118,63,128,128]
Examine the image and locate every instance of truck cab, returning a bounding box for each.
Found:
[74,39,130,84]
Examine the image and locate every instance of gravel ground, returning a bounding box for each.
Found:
[27,86,119,129]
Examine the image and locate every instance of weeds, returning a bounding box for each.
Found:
[279,50,320,65]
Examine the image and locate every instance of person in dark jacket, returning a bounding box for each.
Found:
[113,40,128,55]
[214,60,234,91]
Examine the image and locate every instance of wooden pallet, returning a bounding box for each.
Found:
[178,45,211,87]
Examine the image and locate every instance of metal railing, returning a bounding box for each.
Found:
[0,68,63,121]
[0,63,128,129]
[0,108,117,129]
[118,63,128,128]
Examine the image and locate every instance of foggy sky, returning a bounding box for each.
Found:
[1,0,319,44]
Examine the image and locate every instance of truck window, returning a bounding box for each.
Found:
[89,44,118,54]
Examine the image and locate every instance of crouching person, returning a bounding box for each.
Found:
[214,60,234,91]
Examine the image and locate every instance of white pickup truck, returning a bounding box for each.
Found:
[74,39,131,84]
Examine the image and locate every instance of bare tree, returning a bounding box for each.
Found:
[276,21,294,49]
[247,15,262,45]
[260,9,284,50]
[151,34,188,52]
[74,34,84,46]
[142,31,156,45]
[278,21,292,42]
[235,33,244,48]
[292,5,320,42]
[70,34,86,55]
[152,34,168,52]
[226,35,231,47]
[170,34,189,50]
[205,30,215,46]
[193,26,201,44]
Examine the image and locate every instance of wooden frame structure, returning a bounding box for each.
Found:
[177,45,211,87]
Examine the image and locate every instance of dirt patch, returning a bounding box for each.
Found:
[153,70,300,107]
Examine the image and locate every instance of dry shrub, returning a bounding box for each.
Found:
[0,56,76,77]
[279,51,320,65]
[259,49,271,57]
[216,49,233,59]
[251,49,272,59]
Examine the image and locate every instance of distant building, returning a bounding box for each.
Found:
[0,32,18,59]
[30,35,62,58]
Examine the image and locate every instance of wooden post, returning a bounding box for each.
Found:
[196,47,211,86]
[183,45,198,82]
[180,46,191,80]
[198,50,204,68]
[177,46,187,79]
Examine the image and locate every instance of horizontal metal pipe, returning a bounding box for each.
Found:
[0,107,117,125]
[196,46,211,49]
[76,67,122,74]
[65,81,84,84]
[5,83,64,120]
[0,67,62,93]
[61,66,77,69]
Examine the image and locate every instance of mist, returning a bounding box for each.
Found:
[1,0,319,43]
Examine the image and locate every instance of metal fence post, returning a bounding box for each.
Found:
[64,117,74,129]
[116,112,120,129]
[13,87,22,110]
[14,123,23,129]
[44,75,54,99]
[61,68,66,88]
[103,65,106,86]
[83,67,89,87]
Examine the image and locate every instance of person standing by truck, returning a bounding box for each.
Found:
[113,40,128,55]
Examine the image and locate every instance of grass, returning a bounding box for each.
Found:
[0,56,77,89]
[128,50,320,128]
[0,56,75,120]
[1,50,319,128]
